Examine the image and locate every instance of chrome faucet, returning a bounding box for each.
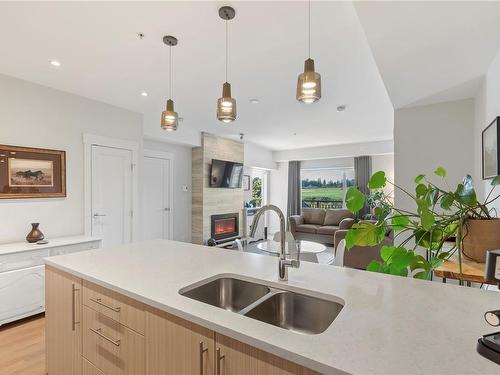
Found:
[249,204,300,281]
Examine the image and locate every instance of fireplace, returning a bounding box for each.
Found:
[211,213,239,242]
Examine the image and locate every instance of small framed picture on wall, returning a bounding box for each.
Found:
[0,145,66,199]
[242,175,250,191]
[482,117,500,180]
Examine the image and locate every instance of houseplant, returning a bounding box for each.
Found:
[344,167,500,279]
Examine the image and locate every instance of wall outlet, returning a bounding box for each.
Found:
[182,185,189,192]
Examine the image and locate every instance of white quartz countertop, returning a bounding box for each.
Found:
[45,239,500,375]
[0,235,101,256]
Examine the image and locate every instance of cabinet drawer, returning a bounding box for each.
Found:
[83,306,145,375]
[83,280,145,334]
[83,358,105,375]
[0,249,49,273]
[50,241,101,256]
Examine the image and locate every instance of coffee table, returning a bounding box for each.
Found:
[257,240,326,255]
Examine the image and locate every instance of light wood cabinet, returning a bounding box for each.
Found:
[214,334,321,375]
[46,266,83,375]
[145,307,215,375]
[47,268,321,375]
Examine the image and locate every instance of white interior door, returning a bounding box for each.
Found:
[91,145,133,247]
[142,156,171,240]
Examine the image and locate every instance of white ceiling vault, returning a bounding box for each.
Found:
[0,2,499,150]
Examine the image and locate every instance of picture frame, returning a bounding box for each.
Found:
[242,175,250,191]
[0,145,66,199]
[482,117,500,180]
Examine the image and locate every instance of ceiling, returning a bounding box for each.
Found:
[354,1,500,109]
[1,2,500,150]
[0,1,393,150]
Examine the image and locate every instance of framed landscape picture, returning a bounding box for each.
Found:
[0,145,66,198]
[482,117,500,180]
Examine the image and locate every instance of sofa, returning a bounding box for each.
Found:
[289,208,355,245]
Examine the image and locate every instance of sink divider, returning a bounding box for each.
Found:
[237,287,285,316]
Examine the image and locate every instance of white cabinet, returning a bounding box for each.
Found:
[0,236,101,326]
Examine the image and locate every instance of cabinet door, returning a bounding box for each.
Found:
[145,307,214,375]
[45,266,82,375]
[215,334,321,375]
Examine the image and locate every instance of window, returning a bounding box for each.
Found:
[301,168,355,209]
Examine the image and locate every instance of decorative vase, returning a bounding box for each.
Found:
[26,223,44,243]
[462,218,500,262]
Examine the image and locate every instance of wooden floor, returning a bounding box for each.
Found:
[0,314,46,375]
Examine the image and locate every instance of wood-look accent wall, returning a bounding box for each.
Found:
[192,132,244,244]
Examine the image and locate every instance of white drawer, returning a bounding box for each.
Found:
[0,249,49,273]
[49,241,100,256]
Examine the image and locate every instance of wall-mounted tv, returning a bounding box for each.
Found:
[210,159,243,188]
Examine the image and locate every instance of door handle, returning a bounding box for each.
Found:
[199,341,208,375]
[93,213,107,217]
[163,208,170,212]
[71,283,80,331]
[216,347,225,375]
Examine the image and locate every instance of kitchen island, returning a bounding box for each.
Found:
[45,239,500,375]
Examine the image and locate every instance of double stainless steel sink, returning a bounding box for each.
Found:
[179,276,343,335]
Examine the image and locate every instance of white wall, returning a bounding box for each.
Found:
[0,74,143,243]
[244,141,277,170]
[394,99,475,211]
[273,139,393,162]
[143,139,192,243]
[372,154,395,199]
[474,51,500,211]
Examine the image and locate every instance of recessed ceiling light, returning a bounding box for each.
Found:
[249,98,259,104]
[337,105,347,112]
[49,60,61,67]
[141,92,148,97]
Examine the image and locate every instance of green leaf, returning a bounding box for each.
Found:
[434,167,446,178]
[492,175,500,186]
[345,222,385,249]
[391,215,410,232]
[416,184,428,198]
[420,209,435,231]
[414,174,425,184]
[345,187,366,213]
[368,171,387,189]
[455,175,477,206]
[366,261,382,272]
[440,193,454,210]
[380,245,395,262]
[414,271,430,280]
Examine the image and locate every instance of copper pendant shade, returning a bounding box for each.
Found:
[161,35,179,131]
[297,0,321,104]
[217,6,237,123]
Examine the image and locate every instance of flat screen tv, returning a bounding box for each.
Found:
[210,159,243,188]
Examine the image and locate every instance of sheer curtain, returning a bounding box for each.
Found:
[354,156,371,218]
[287,161,301,219]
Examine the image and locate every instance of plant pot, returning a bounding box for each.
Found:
[462,218,500,262]
[26,223,44,243]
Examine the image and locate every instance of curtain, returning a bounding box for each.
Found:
[354,156,371,218]
[287,161,301,219]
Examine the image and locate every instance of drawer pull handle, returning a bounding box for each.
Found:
[216,347,225,375]
[199,341,208,375]
[89,297,121,312]
[90,327,121,347]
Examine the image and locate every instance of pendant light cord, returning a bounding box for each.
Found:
[308,0,311,58]
[169,45,173,99]
[225,20,229,82]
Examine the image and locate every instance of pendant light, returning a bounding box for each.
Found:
[161,35,179,131]
[217,6,237,123]
[297,0,321,104]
